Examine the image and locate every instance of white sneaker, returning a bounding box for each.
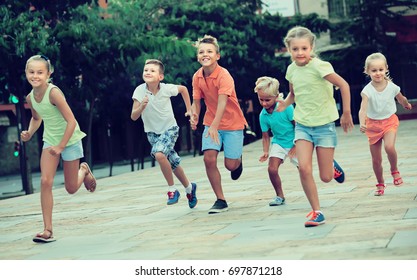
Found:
[269,196,285,206]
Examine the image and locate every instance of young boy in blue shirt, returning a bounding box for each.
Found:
[254,76,298,206]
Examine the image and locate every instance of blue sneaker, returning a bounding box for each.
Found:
[333,160,345,183]
[305,211,326,227]
[186,183,198,209]
[167,190,180,205]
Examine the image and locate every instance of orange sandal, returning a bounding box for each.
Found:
[374,183,386,196]
[33,229,56,243]
[391,171,403,186]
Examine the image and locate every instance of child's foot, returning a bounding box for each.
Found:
[269,196,285,206]
[167,190,180,205]
[304,211,325,227]
[231,158,243,180]
[208,199,228,214]
[186,183,198,209]
[80,162,97,192]
[391,171,403,186]
[33,229,56,243]
[374,183,386,196]
[333,160,345,183]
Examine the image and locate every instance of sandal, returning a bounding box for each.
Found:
[374,183,386,196]
[391,171,403,186]
[33,229,56,243]
[81,162,97,192]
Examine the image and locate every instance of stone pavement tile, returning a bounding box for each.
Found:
[388,230,417,248]
[404,208,417,219]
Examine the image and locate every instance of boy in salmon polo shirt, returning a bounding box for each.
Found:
[190,35,247,214]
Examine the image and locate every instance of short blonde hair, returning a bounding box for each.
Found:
[195,35,220,53]
[254,76,280,97]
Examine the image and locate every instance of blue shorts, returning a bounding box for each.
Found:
[43,140,84,161]
[294,122,338,148]
[147,126,181,170]
[201,126,243,159]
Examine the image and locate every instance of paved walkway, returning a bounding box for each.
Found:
[0,120,416,261]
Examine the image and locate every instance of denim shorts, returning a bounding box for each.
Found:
[294,122,338,148]
[201,126,243,159]
[147,126,181,170]
[43,140,84,161]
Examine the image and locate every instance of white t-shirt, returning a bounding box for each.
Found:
[132,83,179,134]
[362,81,400,120]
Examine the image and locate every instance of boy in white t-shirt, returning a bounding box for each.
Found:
[131,59,197,208]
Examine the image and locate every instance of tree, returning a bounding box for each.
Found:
[53,1,197,165]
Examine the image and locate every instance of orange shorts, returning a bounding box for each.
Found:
[365,114,399,145]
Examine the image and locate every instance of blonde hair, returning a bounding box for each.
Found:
[145,59,165,74]
[363,52,392,81]
[254,76,281,97]
[195,35,220,53]
[284,26,317,58]
[25,54,54,74]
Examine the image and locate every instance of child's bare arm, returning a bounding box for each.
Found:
[259,132,270,162]
[178,85,192,116]
[396,92,412,110]
[131,96,149,121]
[21,94,42,142]
[358,93,369,133]
[324,73,354,133]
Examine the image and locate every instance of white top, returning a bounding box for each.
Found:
[132,82,179,134]
[362,81,400,120]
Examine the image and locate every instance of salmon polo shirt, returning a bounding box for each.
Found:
[192,65,247,130]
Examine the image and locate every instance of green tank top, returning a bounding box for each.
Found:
[29,83,86,146]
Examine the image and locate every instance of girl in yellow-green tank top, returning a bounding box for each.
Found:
[21,55,97,243]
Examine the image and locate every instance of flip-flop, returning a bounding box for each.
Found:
[33,229,56,243]
[81,162,97,192]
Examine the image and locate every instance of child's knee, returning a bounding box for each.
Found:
[154,152,167,161]
[65,183,78,194]
[40,177,54,190]
[320,173,333,183]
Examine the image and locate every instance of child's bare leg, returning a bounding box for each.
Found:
[204,150,224,200]
[173,165,190,187]
[316,147,335,183]
[369,140,384,183]
[268,157,284,198]
[63,159,84,194]
[296,140,320,211]
[39,149,60,234]
[224,157,241,171]
[154,152,175,186]
[383,131,399,173]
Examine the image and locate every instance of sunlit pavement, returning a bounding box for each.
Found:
[0,120,416,260]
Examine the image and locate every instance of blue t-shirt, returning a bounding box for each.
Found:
[259,103,295,148]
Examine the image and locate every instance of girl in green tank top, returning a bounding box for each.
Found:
[21,55,97,243]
